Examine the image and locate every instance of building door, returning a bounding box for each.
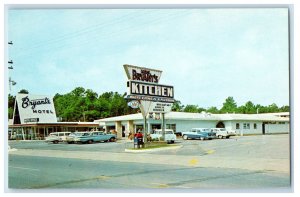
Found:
[216,121,225,128]
[122,126,125,137]
[262,123,266,135]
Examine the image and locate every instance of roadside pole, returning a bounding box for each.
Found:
[139,100,151,145]
[143,115,147,144]
[161,113,165,141]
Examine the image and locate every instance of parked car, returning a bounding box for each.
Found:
[210,128,236,139]
[182,128,214,140]
[69,131,117,144]
[182,130,215,140]
[150,129,176,144]
[174,131,182,136]
[66,132,89,144]
[45,132,71,144]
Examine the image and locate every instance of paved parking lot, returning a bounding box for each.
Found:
[8,134,290,172]
[7,134,291,190]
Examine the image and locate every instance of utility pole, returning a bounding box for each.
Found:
[8,41,16,92]
[161,113,165,140]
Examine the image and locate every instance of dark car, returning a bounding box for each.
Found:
[183,131,215,140]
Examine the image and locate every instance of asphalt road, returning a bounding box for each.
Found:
[8,155,289,191]
[7,134,291,191]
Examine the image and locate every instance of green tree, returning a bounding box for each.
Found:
[220,96,237,113]
[171,100,184,112]
[18,89,29,94]
[267,103,279,113]
[183,105,199,113]
[279,105,289,112]
[8,94,16,119]
[206,106,219,114]
[238,101,256,114]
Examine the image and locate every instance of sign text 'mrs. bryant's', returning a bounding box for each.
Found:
[130,81,173,98]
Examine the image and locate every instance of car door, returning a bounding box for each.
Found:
[190,129,197,138]
[196,131,205,139]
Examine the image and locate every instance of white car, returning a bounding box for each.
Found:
[45,132,71,144]
[150,129,176,144]
[210,128,236,139]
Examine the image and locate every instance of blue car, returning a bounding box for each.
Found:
[183,131,216,140]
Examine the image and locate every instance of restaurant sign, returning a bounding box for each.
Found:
[149,102,172,113]
[123,64,162,83]
[127,80,174,98]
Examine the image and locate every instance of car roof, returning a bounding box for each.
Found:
[155,129,173,131]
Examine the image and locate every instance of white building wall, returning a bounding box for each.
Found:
[224,120,262,135]
[224,120,289,135]
[165,120,217,132]
[264,123,290,134]
[101,118,289,135]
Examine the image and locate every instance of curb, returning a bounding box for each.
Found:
[124,145,182,153]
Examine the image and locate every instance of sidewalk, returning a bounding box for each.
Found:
[9,148,290,173]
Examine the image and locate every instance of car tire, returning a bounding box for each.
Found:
[87,140,93,144]
[226,136,230,139]
[218,135,223,139]
[53,140,59,144]
[110,137,116,142]
[183,135,188,140]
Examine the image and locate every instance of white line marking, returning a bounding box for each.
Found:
[9,166,40,171]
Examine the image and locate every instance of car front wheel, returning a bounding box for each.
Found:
[183,135,188,140]
[110,137,116,142]
[87,140,93,144]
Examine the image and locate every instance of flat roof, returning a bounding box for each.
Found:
[9,122,99,128]
[94,112,289,123]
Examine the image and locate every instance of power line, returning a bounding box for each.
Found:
[12,10,157,56]
[12,10,191,59]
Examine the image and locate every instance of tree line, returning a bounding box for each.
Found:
[8,88,289,122]
[172,96,289,114]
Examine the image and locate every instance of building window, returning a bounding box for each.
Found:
[166,124,176,132]
[236,123,240,129]
[135,125,143,132]
[243,123,250,129]
[254,123,257,129]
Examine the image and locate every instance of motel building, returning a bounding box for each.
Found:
[94,111,290,139]
[8,94,99,140]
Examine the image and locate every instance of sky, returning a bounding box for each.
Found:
[6,8,290,109]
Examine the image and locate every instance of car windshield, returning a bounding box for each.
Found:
[165,131,173,134]
[220,129,226,131]
[202,129,210,132]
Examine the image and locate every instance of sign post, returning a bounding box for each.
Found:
[123,64,174,145]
